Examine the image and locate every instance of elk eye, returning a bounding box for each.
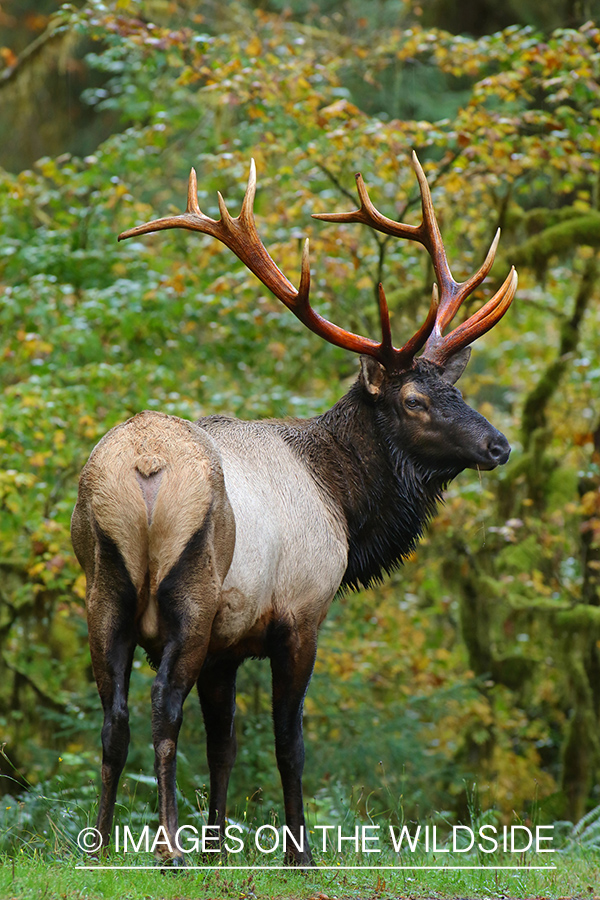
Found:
[404,396,424,410]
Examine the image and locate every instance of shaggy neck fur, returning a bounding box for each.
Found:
[277,379,463,592]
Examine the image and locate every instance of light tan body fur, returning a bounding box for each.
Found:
[201,418,347,653]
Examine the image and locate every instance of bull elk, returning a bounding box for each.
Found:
[71,153,517,866]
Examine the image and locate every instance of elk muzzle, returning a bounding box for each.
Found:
[468,427,511,470]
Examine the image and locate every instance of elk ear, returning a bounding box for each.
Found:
[441,347,471,384]
[360,355,387,396]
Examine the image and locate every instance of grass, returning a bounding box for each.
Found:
[1,846,599,899]
[2,761,599,898]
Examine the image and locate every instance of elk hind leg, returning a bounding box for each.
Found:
[150,526,223,866]
[86,531,137,851]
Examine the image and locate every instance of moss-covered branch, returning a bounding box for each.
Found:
[522,253,597,450]
[0,10,77,92]
[505,204,584,235]
[510,213,600,270]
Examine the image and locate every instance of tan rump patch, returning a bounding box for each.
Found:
[82,411,225,607]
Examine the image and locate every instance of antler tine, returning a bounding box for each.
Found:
[313,171,421,242]
[186,167,201,215]
[427,268,518,366]
[404,283,440,358]
[238,157,257,223]
[421,225,502,354]
[298,238,311,305]
[429,225,501,338]
[372,281,439,371]
[377,283,393,356]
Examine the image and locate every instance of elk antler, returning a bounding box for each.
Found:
[118,160,438,373]
[314,151,517,366]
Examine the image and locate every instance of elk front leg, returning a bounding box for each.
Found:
[197,659,240,837]
[269,626,317,867]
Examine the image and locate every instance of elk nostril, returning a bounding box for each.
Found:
[487,437,510,464]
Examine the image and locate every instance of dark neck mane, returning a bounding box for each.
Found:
[277,382,461,591]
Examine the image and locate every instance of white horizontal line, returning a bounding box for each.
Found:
[75,864,558,871]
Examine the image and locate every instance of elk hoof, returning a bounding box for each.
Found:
[284,850,315,869]
[157,854,187,872]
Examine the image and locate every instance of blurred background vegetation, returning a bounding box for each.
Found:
[1,0,600,852]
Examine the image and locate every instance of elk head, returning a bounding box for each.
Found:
[357,353,510,477]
